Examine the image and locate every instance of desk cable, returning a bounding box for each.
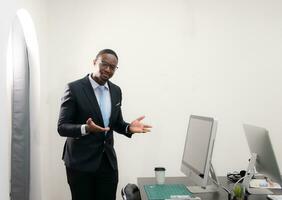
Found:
[210,177,233,200]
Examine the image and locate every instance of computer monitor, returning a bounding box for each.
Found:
[181,115,219,193]
[243,124,282,194]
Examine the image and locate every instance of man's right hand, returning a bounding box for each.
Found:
[86,118,110,133]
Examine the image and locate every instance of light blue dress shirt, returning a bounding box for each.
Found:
[81,74,112,135]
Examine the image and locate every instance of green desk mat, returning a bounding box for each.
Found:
[144,184,192,200]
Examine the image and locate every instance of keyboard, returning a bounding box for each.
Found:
[267,195,282,200]
[169,195,201,200]
[144,184,192,200]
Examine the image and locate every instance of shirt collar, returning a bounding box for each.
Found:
[88,74,109,90]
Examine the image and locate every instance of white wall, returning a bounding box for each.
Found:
[44,0,282,200]
[1,0,282,200]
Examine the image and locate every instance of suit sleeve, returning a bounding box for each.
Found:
[112,88,132,138]
[57,84,82,138]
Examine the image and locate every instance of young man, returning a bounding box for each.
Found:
[57,49,151,200]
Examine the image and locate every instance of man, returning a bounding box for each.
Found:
[57,49,151,200]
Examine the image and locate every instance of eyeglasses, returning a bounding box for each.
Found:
[99,60,118,71]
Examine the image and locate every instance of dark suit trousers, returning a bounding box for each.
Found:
[66,153,118,200]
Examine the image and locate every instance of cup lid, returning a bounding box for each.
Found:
[154,167,166,171]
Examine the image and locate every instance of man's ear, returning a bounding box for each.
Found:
[93,59,97,65]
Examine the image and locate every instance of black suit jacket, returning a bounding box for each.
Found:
[57,75,132,172]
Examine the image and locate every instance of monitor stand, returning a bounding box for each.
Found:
[187,164,219,193]
[187,185,218,193]
[242,153,273,195]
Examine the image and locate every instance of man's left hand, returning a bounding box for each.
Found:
[129,116,152,134]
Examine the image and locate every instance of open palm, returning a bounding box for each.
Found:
[129,116,152,133]
[86,118,110,133]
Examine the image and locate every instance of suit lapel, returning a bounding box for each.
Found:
[81,75,104,125]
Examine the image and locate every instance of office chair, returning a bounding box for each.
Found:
[121,183,141,200]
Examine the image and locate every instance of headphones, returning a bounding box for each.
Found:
[227,170,246,183]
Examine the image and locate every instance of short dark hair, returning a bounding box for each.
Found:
[96,49,118,60]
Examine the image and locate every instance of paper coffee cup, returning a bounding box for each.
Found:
[154,167,166,184]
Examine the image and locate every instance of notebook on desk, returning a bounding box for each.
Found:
[250,179,282,189]
[144,184,192,200]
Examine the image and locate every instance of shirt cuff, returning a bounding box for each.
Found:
[126,125,132,134]
[81,124,89,136]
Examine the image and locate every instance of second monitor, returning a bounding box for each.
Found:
[243,124,282,194]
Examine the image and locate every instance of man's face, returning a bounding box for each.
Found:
[93,53,118,83]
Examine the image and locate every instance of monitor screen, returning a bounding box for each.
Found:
[182,115,214,177]
[243,124,282,184]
